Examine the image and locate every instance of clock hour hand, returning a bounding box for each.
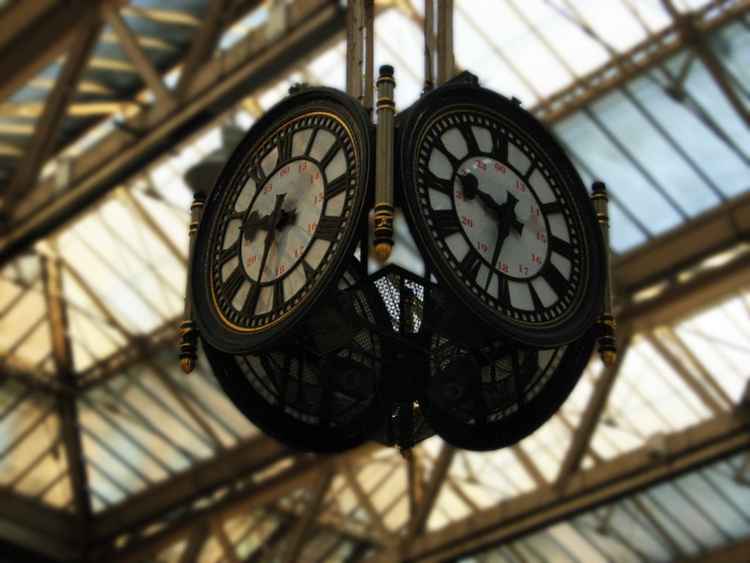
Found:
[476,190,524,235]
[243,210,268,241]
[458,171,479,199]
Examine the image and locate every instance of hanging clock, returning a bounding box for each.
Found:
[203,260,391,452]
[192,87,372,353]
[400,78,604,347]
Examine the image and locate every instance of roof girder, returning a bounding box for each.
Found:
[1,0,747,267]
[0,0,346,265]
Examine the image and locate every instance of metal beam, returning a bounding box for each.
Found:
[41,253,92,524]
[628,495,686,559]
[102,5,174,105]
[0,491,79,561]
[406,411,750,562]
[511,445,547,488]
[530,0,750,125]
[676,537,750,563]
[0,0,112,103]
[407,443,455,538]
[341,463,392,545]
[3,0,746,267]
[619,248,750,332]
[646,333,724,415]
[92,434,289,540]
[177,525,209,563]
[556,334,632,486]
[98,443,379,562]
[175,0,233,97]
[212,519,241,563]
[661,0,749,128]
[615,190,750,295]
[0,1,55,51]
[0,0,346,266]
[279,470,334,563]
[116,188,187,265]
[3,19,101,210]
[245,519,291,563]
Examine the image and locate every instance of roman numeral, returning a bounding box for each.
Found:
[459,250,482,280]
[241,283,260,317]
[426,170,453,195]
[541,201,561,215]
[497,275,510,306]
[304,128,318,156]
[302,259,315,280]
[248,163,265,185]
[434,138,459,169]
[457,123,479,155]
[222,267,244,299]
[272,281,284,311]
[431,209,460,236]
[529,282,544,311]
[325,175,348,200]
[490,128,508,161]
[278,131,292,162]
[543,264,569,299]
[319,143,340,171]
[549,235,574,261]
[316,215,343,241]
[218,241,239,265]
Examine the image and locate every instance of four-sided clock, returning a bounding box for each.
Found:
[188,74,607,452]
[400,80,604,347]
[191,87,372,353]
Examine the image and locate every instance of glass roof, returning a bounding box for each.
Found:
[0,1,748,561]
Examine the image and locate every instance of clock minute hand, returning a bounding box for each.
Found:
[484,197,515,291]
[256,194,286,284]
[243,210,273,241]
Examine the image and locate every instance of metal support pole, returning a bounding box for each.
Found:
[423,0,435,92]
[346,0,374,112]
[179,191,205,373]
[374,65,396,261]
[436,0,455,85]
[591,181,616,366]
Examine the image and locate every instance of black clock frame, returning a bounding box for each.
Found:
[400,80,605,347]
[203,260,392,453]
[420,326,596,451]
[192,87,372,354]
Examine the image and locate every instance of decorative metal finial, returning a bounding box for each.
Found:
[373,64,396,262]
[180,191,206,373]
[591,181,617,367]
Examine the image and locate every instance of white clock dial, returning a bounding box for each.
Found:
[452,156,549,280]
[208,113,356,332]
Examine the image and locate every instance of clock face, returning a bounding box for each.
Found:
[193,89,370,353]
[402,85,603,346]
[203,260,389,453]
[422,327,596,450]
